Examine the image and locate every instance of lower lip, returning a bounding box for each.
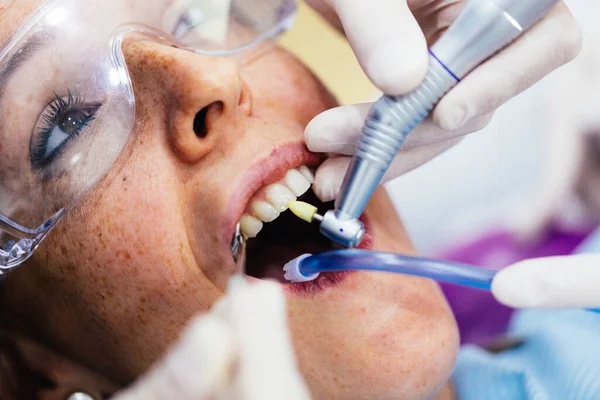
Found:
[282,216,374,296]
[282,270,355,295]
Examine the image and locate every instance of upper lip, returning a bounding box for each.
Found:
[220,142,323,248]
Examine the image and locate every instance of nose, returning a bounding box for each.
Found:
[122,40,253,163]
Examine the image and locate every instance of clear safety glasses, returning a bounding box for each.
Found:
[0,0,297,271]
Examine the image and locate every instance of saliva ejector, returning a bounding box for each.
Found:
[283,200,496,290]
[314,0,560,248]
[284,201,600,313]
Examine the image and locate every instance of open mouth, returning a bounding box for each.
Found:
[246,190,341,283]
[236,166,342,283]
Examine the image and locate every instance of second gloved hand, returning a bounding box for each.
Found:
[492,255,600,309]
[305,0,581,202]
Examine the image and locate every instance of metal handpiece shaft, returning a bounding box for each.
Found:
[334,55,456,220]
[322,0,560,248]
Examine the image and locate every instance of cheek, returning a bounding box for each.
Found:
[58,142,212,299]
[21,118,230,377]
[68,183,181,278]
[242,51,338,125]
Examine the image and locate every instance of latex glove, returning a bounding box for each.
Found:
[112,277,310,400]
[492,255,600,309]
[304,0,582,202]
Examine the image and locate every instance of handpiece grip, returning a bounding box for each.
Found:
[334,0,559,223]
[334,54,456,218]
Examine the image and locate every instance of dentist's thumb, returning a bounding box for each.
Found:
[491,255,600,309]
[333,0,428,95]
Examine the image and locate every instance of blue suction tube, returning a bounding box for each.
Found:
[294,250,600,313]
[298,249,496,290]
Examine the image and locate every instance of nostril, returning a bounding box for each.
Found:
[193,101,223,138]
[193,106,210,138]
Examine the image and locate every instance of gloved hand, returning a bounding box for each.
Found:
[112,277,311,400]
[492,255,600,309]
[304,0,582,202]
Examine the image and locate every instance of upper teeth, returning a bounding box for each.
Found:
[239,166,315,238]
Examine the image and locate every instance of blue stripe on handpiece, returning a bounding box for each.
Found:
[428,49,461,82]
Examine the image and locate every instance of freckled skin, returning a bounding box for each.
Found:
[0,2,459,399]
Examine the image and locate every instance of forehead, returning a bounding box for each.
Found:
[0,0,42,44]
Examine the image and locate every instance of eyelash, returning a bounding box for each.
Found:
[31,90,99,169]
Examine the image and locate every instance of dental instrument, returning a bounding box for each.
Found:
[285,200,495,288]
[286,202,600,312]
[317,0,560,248]
[231,222,247,266]
[283,250,495,289]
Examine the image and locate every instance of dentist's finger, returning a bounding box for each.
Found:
[225,277,310,400]
[332,0,429,95]
[492,255,600,309]
[433,2,582,130]
[305,103,372,156]
[306,103,493,156]
[313,137,462,202]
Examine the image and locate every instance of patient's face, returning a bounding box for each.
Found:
[0,1,459,399]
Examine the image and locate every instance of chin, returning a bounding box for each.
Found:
[286,268,459,400]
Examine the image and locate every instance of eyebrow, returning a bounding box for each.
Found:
[0,31,53,102]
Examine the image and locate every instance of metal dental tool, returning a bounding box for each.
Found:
[231,222,247,269]
[317,0,560,248]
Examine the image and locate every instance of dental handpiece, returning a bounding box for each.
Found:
[318,0,559,248]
